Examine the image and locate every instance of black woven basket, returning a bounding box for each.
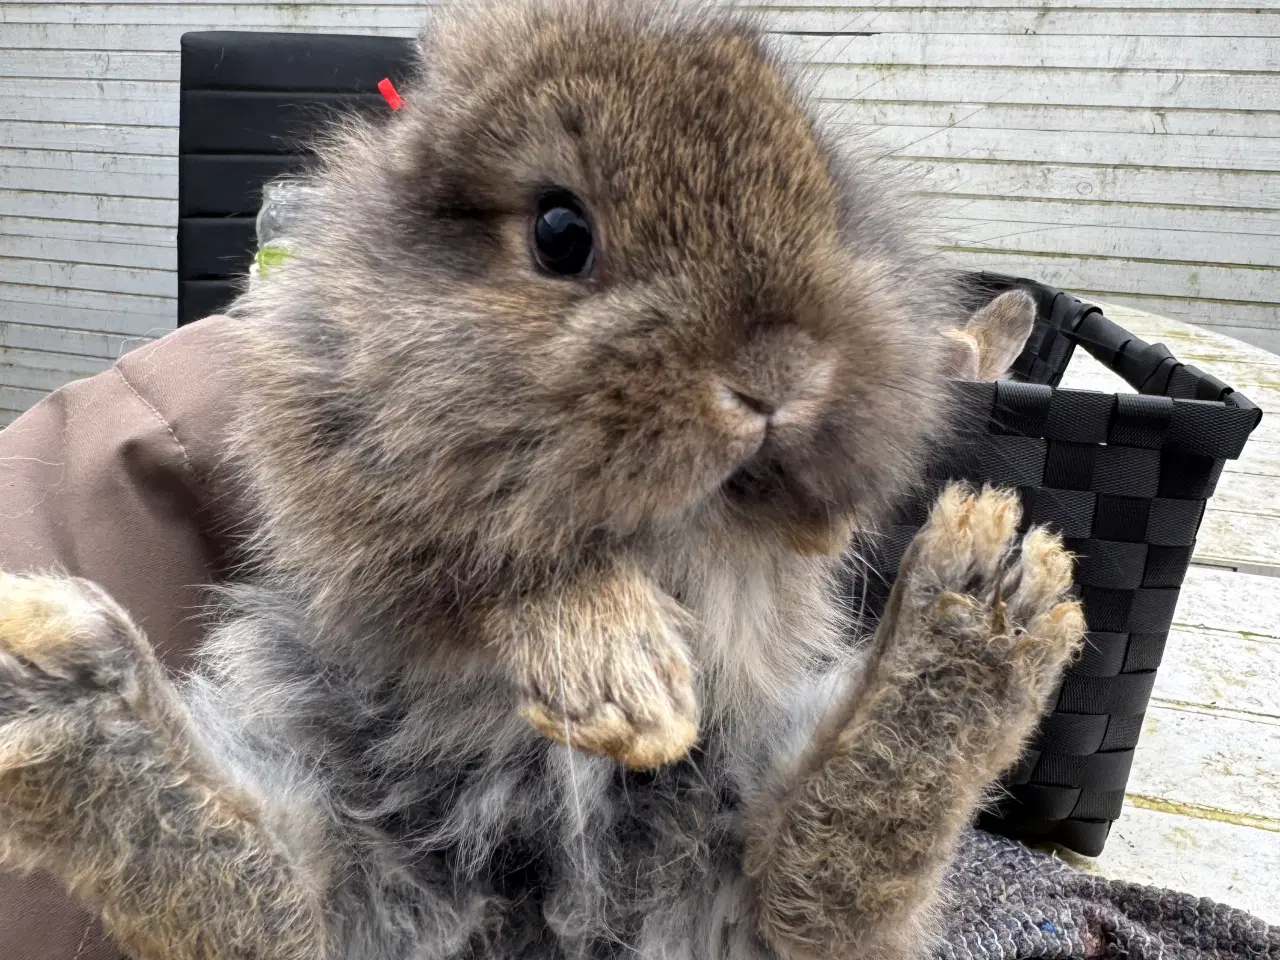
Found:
[851,271,1263,858]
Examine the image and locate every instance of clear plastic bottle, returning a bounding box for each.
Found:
[250,179,319,282]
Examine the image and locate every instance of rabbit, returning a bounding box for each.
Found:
[941,289,1038,381]
[0,2,1085,959]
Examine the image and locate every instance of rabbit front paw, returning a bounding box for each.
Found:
[744,485,1083,959]
[0,573,163,858]
[506,572,699,770]
[890,482,1086,767]
[0,572,149,713]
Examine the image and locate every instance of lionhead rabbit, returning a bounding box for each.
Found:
[0,2,1084,958]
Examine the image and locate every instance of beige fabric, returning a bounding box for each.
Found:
[0,315,241,960]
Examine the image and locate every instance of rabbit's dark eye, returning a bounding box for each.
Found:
[532,192,593,277]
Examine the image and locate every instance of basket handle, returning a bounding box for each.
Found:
[962,271,1257,414]
[1063,307,1178,396]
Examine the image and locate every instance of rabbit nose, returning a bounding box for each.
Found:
[726,386,776,419]
[716,381,773,434]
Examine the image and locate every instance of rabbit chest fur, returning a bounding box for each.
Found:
[187,550,850,959]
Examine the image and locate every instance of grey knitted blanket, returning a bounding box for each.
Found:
[939,831,1278,960]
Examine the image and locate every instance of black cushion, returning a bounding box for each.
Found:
[177,31,417,325]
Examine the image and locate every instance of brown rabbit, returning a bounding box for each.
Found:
[0,2,1083,958]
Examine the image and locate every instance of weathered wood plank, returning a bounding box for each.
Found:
[0,318,158,361]
[0,235,174,271]
[0,283,173,327]
[1073,801,1280,925]
[0,257,176,299]
[760,8,1280,37]
[924,196,1280,238]
[0,149,173,174]
[948,251,1278,303]
[0,357,107,393]
[1175,567,1280,641]
[0,91,177,126]
[748,0,1280,10]
[1209,473,1280,519]
[1128,704,1279,821]
[862,124,1280,173]
[0,165,177,200]
[0,216,172,249]
[914,160,1278,210]
[0,2,422,25]
[1192,510,1280,575]
[0,120,175,157]
[0,384,50,416]
[0,49,178,82]
[810,65,1280,111]
[942,220,1275,267]
[0,344,114,376]
[785,33,1280,73]
[827,101,1280,140]
[0,21,416,51]
[0,189,175,228]
[1157,627,1280,718]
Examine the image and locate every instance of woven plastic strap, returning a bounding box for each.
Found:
[849,275,1263,856]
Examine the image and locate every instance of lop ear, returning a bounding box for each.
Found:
[964,289,1036,380]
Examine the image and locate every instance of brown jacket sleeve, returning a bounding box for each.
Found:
[0,315,241,960]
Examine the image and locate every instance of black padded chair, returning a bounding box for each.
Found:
[177,31,417,325]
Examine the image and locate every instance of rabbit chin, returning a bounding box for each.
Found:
[714,476,852,558]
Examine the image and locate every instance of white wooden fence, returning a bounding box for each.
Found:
[2,1,1278,425]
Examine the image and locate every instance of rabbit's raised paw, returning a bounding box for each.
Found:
[893,483,1085,721]
[0,573,149,712]
[510,572,699,771]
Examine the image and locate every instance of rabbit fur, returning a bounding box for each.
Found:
[0,2,1084,959]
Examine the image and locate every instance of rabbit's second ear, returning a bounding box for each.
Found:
[964,289,1036,380]
[940,328,981,380]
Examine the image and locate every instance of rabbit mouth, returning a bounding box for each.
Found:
[723,450,827,517]
[723,456,854,555]
[724,456,787,502]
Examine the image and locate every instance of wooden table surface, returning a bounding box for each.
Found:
[1051,302,1279,923]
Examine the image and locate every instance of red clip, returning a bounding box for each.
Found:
[378,78,404,111]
